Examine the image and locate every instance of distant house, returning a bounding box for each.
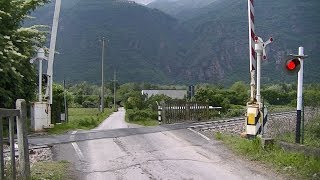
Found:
[141,90,187,99]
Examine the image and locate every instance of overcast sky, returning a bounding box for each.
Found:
[133,0,155,5]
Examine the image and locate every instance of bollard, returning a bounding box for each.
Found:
[158,106,162,125]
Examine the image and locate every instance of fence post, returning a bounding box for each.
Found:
[9,116,16,180]
[186,102,190,121]
[16,99,30,180]
[206,104,209,120]
[161,103,166,124]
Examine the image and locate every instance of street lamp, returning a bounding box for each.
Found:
[30,48,48,102]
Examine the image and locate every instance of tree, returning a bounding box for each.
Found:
[0,0,48,108]
[124,91,146,110]
[228,81,249,105]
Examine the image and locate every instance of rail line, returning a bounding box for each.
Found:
[189,111,297,134]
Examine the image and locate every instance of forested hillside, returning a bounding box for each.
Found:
[177,0,320,84]
[147,0,216,19]
[28,0,190,83]
[28,0,320,85]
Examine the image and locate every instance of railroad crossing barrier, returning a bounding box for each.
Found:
[0,99,30,180]
[159,101,221,124]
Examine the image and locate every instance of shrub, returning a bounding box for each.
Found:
[78,117,98,128]
[126,109,157,122]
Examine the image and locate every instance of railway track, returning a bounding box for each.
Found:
[189,111,297,134]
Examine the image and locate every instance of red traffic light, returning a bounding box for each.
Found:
[285,58,300,73]
[287,61,296,70]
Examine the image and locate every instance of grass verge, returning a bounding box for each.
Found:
[48,108,113,134]
[31,161,72,180]
[215,132,320,179]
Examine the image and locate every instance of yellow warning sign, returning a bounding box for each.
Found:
[248,113,255,125]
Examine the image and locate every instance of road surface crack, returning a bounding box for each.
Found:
[113,137,131,155]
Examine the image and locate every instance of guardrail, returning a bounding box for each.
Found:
[0,99,30,180]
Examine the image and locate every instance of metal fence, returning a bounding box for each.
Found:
[160,101,211,124]
[0,99,30,180]
[265,107,320,140]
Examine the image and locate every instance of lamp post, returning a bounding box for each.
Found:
[30,48,48,102]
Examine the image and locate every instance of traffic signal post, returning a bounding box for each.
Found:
[284,47,308,143]
[286,47,308,143]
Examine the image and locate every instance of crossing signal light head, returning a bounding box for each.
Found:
[285,58,300,74]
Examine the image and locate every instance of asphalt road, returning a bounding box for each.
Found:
[51,108,281,180]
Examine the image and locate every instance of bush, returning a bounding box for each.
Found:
[78,117,98,128]
[52,84,64,124]
[126,109,157,121]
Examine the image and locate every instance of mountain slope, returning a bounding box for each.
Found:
[176,0,320,84]
[29,0,189,83]
[28,0,320,85]
[147,0,216,19]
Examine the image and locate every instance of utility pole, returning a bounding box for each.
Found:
[101,37,105,113]
[113,70,117,110]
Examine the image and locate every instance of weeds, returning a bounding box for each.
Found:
[48,108,113,134]
[216,133,320,179]
[31,161,71,180]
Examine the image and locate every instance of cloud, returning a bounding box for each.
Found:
[133,0,155,5]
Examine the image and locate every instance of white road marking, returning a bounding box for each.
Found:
[71,142,85,161]
[187,128,211,141]
[70,130,85,162]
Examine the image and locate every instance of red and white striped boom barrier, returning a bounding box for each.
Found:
[248,0,256,100]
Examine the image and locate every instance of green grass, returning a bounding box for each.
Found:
[31,161,72,180]
[126,117,159,126]
[215,132,320,179]
[48,108,113,134]
[267,105,296,113]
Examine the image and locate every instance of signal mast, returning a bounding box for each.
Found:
[246,0,273,137]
